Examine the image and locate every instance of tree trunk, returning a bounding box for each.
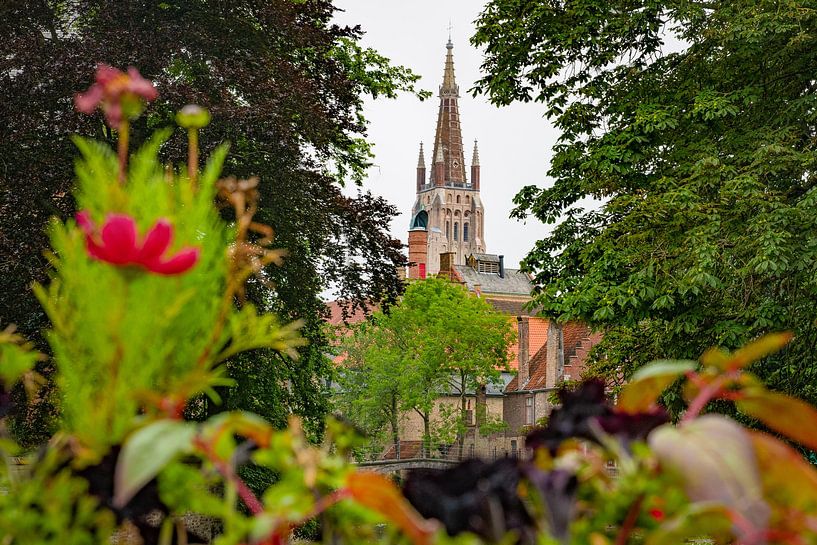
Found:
[422,414,431,458]
[458,370,466,459]
[390,393,399,457]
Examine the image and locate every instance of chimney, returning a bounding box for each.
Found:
[545,322,563,389]
[499,255,505,278]
[439,252,456,278]
[517,316,530,388]
[416,142,426,192]
[471,140,480,191]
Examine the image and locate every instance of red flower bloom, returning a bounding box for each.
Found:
[75,65,158,126]
[648,508,665,521]
[76,211,199,275]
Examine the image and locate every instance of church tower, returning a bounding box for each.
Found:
[407,39,486,279]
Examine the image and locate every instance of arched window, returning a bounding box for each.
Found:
[447,194,452,203]
[466,195,471,204]
[454,222,459,241]
[463,223,469,242]
[446,221,450,239]
[456,195,461,204]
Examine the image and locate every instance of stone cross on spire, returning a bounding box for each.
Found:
[431,39,466,186]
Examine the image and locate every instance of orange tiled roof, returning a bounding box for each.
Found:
[506,317,550,374]
[326,300,375,326]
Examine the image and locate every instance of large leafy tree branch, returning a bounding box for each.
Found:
[0,0,427,443]
[472,0,817,403]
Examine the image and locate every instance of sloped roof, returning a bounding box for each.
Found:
[326,300,375,326]
[453,265,534,296]
[486,298,539,316]
[470,253,501,263]
[505,331,551,393]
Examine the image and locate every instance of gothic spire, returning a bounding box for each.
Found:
[431,39,467,185]
[472,139,480,166]
[417,142,426,168]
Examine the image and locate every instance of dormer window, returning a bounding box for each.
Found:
[477,260,499,274]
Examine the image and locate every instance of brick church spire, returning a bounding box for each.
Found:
[407,38,485,279]
[430,39,467,186]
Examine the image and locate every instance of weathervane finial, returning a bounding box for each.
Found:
[447,19,453,48]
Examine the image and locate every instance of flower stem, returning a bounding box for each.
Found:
[614,494,644,545]
[187,128,199,188]
[682,372,735,423]
[195,437,263,515]
[117,118,130,185]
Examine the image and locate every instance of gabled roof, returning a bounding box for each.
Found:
[326,300,375,326]
[453,264,534,296]
[470,253,500,263]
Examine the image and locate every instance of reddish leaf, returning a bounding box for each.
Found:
[738,388,817,453]
[618,360,696,413]
[749,431,817,513]
[720,333,792,371]
[345,471,438,545]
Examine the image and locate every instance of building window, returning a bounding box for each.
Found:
[463,223,469,242]
[445,221,450,240]
[525,396,534,424]
[456,195,461,203]
[454,222,459,241]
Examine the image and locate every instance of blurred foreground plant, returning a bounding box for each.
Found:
[0,65,436,545]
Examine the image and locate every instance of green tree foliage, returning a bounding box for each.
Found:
[0,0,427,442]
[472,0,817,402]
[337,278,515,454]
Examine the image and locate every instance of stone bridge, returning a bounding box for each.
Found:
[356,457,460,474]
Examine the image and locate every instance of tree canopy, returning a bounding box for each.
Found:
[0,0,426,442]
[472,0,817,402]
[336,277,515,454]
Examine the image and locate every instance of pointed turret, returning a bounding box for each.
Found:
[471,140,481,190]
[416,142,426,192]
[433,142,445,187]
[430,40,467,186]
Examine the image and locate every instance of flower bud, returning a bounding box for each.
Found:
[176,105,211,129]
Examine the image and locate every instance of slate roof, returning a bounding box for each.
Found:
[487,299,539,317]
[453,265,534,296]
[470,253,501,263]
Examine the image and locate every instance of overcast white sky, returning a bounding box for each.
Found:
[334,1,561,270]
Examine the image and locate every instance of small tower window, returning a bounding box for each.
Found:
[463,223,469,242]
[446,221,450,239]
[454,222,459,241]
[466,195,471,204]
[456,195,461,204]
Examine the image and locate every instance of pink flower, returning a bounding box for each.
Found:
[76,211,200,275]
[75,65,158,126]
